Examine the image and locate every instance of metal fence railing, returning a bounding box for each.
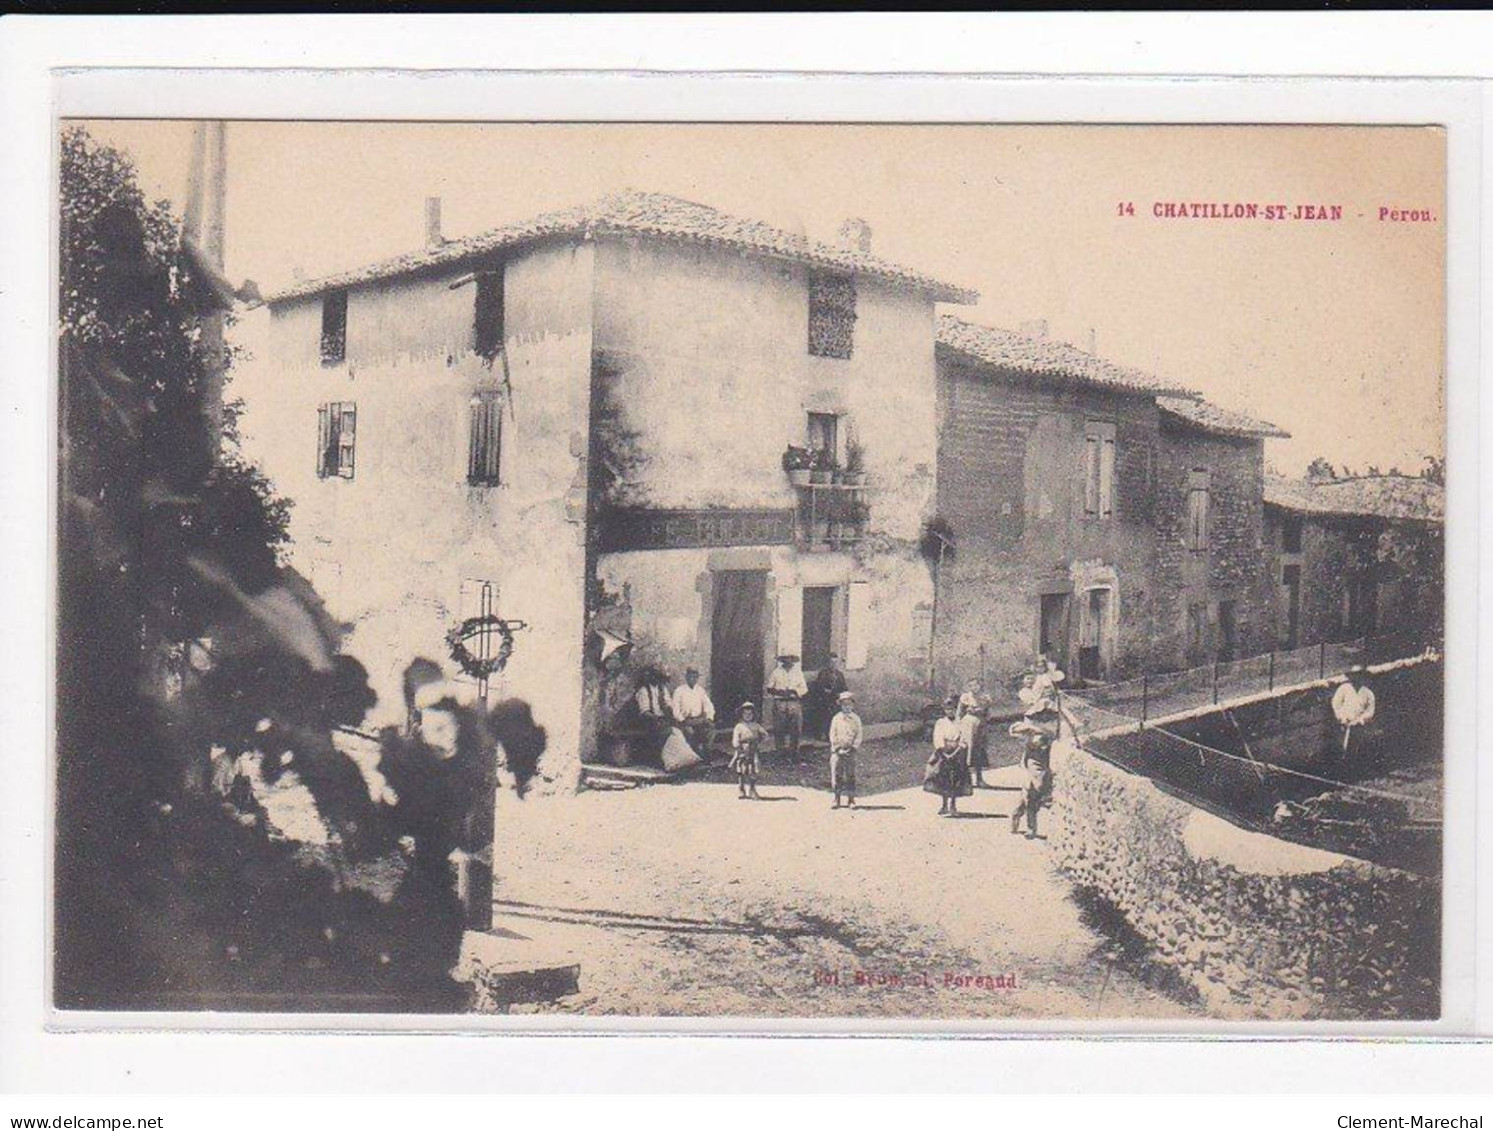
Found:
[1069,630,1439,724]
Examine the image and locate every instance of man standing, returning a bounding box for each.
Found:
[671,665,716,757]
[1008,695,1058,838]
[808,652,849,740]
[1331,664,1377,760]
[766,653,808,757]
[828,690,863,810]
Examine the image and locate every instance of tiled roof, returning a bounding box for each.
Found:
[1264,474,1443,523]
[1157,395,1290,440]
[267,190,978,305]
[935,316,1199,396]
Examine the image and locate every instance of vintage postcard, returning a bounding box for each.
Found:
[54,118,1446,1025]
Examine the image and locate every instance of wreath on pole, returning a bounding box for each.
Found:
[445,615,524,680]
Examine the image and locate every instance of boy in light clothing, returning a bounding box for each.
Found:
[828,690,863,810]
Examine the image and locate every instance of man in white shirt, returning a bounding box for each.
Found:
[766,653,809,756]
[671,666,716,756]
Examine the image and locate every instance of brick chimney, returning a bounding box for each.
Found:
[424,196,444,249]
[838,217,873,254]
[1019,318,1049,340]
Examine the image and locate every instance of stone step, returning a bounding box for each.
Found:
[456,926,581,1012]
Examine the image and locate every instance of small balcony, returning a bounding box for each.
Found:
[792,479,869,551]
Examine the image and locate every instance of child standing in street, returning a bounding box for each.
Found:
[925,694,971,817]
[828,690,863,810]
[958,677,991,789]
[730,701,768,800]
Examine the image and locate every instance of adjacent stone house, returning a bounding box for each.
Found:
[1263,474,1445,648]
[933,316,1287,701]
[236,191,976,781]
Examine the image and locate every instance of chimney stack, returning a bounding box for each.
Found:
[1019,318,1050,341]
[424,196,444,249]
[838,217,873,254]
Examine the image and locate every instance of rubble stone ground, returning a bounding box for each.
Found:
[493,736,1200,1020]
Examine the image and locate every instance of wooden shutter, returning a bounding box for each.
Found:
[338,403,357,479]
[468,394,501,486]
[1083,435,1100,515]
[776,586,803,657]
[316,404,330,478]
[1100,435,1116,518]
[845,581,871,670]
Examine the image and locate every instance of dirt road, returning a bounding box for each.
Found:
[492,762,1198,1021]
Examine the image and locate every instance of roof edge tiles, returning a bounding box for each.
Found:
[267,190,978,306]
[1157,394,1290,440]
[935,315,1199,398]
[1263,474,1443,524]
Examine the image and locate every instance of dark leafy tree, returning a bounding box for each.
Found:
[57,128,541,1010]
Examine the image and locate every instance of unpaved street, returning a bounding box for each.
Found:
[493,760,1198,1020]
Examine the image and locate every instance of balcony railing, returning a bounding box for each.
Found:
[793,480,869,551]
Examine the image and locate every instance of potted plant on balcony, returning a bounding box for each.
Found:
[782,444,815,487]
[842,437,867,487]
[809,447,835,486]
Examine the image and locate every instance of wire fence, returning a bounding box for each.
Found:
[1071,628,1439,723]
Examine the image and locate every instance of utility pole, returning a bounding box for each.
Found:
[183,120,229,462]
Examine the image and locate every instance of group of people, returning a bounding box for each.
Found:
[922,657,1064,834]
[630,651,1066,834]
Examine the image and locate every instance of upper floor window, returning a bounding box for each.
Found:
[320,290,348,365]
[473,267,505,360]
[1281,515,1303,554]
[1186,468,1211,551]
[468,391,503,487]
[806,412,840,465]
[1083,420,1116,519]
[316,401,356,480]
[808,270,856,360]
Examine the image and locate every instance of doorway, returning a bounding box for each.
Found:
[801,586,838,673]
[1078,587,1110,683]
[1217,599,1238,663]
[1038,592,1071,674]
[711,570,768,719]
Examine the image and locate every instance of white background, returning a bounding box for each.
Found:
[2,11,1491,1100]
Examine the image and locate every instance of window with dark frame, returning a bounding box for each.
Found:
[1282,515,1303,554]
[468,392,503,487]
[1186,469,1211,551]
[320,290,348,365]
[806,412,839,465]
[1083,420,1116,518]
[316,401,357,480]
[807,270,856,359]
[473,267,505,360]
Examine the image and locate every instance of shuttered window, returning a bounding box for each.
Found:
[468,392,502,487]
[1083,420,1116,518]
[316,401,357,479]
[1186,469,1211,551]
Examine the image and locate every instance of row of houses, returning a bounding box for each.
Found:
[235,190,1443,781]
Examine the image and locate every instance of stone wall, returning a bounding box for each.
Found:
[1048,737,1440,1020]
[1153,422,1276,667]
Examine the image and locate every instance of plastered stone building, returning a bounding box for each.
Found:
[234,191,977,784]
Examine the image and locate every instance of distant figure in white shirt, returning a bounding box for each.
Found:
[1331,664,1377,758]
[766,653,809,757]
[671,666,716,756]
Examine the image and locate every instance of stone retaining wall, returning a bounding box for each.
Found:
[1049,738,1440,1020]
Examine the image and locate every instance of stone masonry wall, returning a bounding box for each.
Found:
[1048,738,1440,1020]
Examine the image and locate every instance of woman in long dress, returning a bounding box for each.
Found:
[924,694,972,816]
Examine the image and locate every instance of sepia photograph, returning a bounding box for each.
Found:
[53,118,1446,1025]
